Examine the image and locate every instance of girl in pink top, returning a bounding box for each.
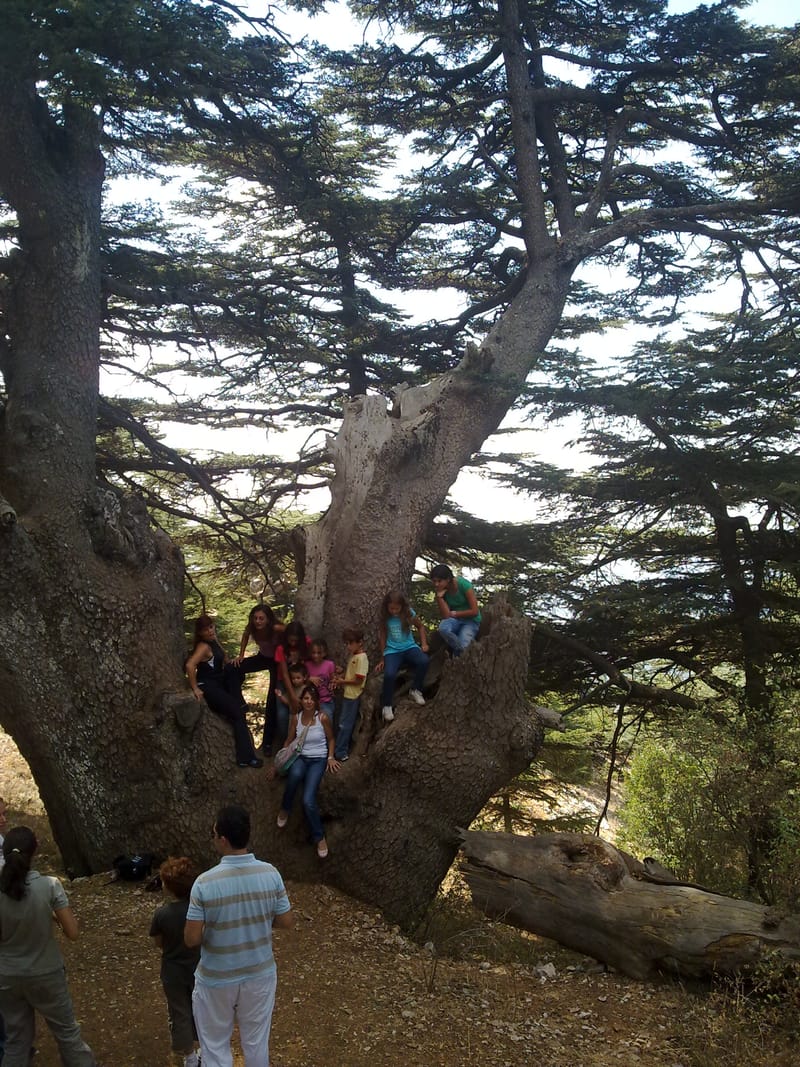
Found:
[306,639,336,720]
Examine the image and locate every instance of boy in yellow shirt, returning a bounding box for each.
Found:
[333,628,368,761]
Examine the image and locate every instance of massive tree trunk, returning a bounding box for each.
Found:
[0,81,215,872]
[460,831,800,981]
[0,45,554,916]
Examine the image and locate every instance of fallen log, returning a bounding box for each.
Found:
[459,830,800,981]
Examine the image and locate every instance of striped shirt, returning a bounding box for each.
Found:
[187,853,291,987]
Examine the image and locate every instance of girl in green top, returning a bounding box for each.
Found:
[430,564,481,655]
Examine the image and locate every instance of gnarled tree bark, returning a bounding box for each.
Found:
[295,266,571,646]
[0,75,208,872]
[460,831,800,980]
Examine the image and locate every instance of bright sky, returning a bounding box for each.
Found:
[104,0,798,526]
[274,0,796,46]
[671,0,795,22]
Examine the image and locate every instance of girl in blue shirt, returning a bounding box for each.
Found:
[375,590,430,724]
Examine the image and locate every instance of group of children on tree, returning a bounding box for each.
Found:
[185,564,481,859]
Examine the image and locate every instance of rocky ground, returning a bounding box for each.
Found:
[1,730,795,1067]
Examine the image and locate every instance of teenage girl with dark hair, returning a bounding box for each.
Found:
[262,619,312,755]
[0,826,97,1066]
[429,564,481,655]
[185,616,263,768]
[233,603,284,669]
[231,603,285,755]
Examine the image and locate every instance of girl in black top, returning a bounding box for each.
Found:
[185,616,262,768]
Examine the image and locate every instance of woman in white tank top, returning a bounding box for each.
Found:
[276,684,339,858]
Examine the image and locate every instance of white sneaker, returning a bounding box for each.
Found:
[382,705,395,722]
[409,689,425,705]
[184,1053,200,1067]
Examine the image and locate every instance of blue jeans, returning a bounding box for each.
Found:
[280,756,327,842]
[438,617,479,655]
[335,696,361,760]
[381,646,429,706]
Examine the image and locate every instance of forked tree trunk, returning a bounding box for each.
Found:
[295,265,572,647]
[460,831,800,980]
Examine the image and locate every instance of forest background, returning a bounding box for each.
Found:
[1,0,800,944]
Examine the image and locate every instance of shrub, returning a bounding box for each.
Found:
[618,716,800,905]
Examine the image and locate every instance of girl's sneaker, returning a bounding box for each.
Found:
[409,689,425,705]
[184,1053,200,1067]
[382,705,395,722]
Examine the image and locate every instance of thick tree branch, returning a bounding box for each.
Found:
[498,0,550,258]
[534,620,707,711]
[573,195,799,260]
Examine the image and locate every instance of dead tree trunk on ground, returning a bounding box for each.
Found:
[460,831,800,980]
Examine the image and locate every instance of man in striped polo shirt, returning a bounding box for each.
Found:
[185,805,293,1067]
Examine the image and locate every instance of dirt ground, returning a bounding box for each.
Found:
[1,730,795,1067]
